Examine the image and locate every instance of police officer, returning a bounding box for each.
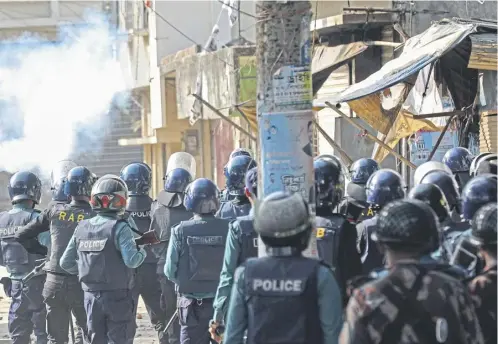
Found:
[450,174,497,275]
[442,147,474,189]
[339,158,379,224]
[357,169,406,274]
[223,192,343,344]
[48,160,78,208]
[340,199,484,344]
[121,162,168,343]
[210,167,258,340]
[216,155,256,219]
[15,166,97,344]
[467,203,497,344]
[164,178,230,344]
[221,148,252,202]
[0,171,49,344]
[150,152,196,344]
[314,155,362,301]
[60,174,147,344]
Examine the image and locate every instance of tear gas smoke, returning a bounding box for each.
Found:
[0,13,132,176]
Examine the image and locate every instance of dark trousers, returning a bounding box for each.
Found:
[178,296,213,344]
[84,289,135,344]
[132,263,168,343]
[9,275,48,344]
[42,273,88,344]
[158,267,180,344]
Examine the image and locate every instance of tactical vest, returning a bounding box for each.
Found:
[315,215,345,282]
[150,201,193,267]
[339,197,366,225]
[0,209,44,276]
[235,215,257,265]
[46,203,96,274]
[359,216,384,274]
[127,195,156,264]
[244,256,323,344]
[176,217,229,294]
[74,219,132,292]
[216,201,251,219]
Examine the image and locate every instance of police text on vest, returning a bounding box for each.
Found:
[252,279,303,292]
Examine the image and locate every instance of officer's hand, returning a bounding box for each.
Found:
[135,231,160,246]
[209,321,222,343]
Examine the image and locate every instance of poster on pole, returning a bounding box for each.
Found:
[258,110,317,258]
[272,66,312,107]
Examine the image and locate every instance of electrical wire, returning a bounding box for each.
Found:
[216,0,258,19]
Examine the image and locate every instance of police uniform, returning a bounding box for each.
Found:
[315,214,362,303]
[338,196,367,225]
[356,216,384,274]
[150,191,193,344]
[212,212,258,323]
[16,201,95,344]
[216,198,251,219]
[165,215,230,344]
[341,262,484,344]
[0,204,48,344]
[127,195,168,343]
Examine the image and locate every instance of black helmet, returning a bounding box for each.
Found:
[224,148,252,178]
[349,158,379,184]
[184,178,220,214]
[461,174,497,221]
[470,153,497,177]
[420,170,460,210]
[8,171,42,205]
[372,199,439,249]
[366,169,405,208]
[120,162,152,196]
[164,169,193,193]
[469,203,497,246]
[314,155,345,210]
[442,147,474,173]
[90,175,128,213]
[254,191,311,240]
[408,183,450,224]
[226,155,257,196]
[50,160,77,202]
[64,166,96,198]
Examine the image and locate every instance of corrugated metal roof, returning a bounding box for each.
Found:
[469,33,498,71]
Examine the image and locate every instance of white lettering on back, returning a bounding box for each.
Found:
[252,279,302,292]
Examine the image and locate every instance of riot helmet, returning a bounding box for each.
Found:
[372,199,439,251]
[50,160,77,202]
[64,166,96,198]
[469,203,497,246]
[365,169,405,208]
[245,167,258,198]
[254,192,312,251]
[225,155,257,196]
[408,183,450,224]
[442,147,474,188]
[420,170,461,211]
[120,162,152,196]
[224,148,252,178]
[470,153,497,177]
[314,155,345,210]
[90,175,128,213]
[349,158,379,185]
[413,161,452,186]
[164,152,196,193]
[184,178,220,214]
[461,174,497,221]
[8,171,42,205]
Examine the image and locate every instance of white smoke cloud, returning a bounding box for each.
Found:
[0,13,132,176]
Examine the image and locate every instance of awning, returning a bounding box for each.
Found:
[312,42,369,94]
[333,20,476,103]
[469,33,498,71]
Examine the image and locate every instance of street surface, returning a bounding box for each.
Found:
[0,267,159,343]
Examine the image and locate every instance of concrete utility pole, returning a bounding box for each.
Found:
[255,1,317,258]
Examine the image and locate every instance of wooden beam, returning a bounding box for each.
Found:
[313,119,354,167]
[413,110,465,119]
[325,101,417,169]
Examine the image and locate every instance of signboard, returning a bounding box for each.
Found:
[410,130,458,166]
[258,110,317,258]
[272,65,312,107]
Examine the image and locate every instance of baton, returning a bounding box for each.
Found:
[22,260,46,283]
[69,314,75,343]
[162,309,178,334]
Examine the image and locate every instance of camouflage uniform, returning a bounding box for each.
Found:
[467,265,497,344]
[340,262,484,344]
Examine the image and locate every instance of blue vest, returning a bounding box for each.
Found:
[176,217,229,294]
[0,209,43,276]
[235,214,258,265]
[74,219,133,292]
[127,195,156,264]
[358,216,384,274]
[244,256,323,344]
[216,201,251,219]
